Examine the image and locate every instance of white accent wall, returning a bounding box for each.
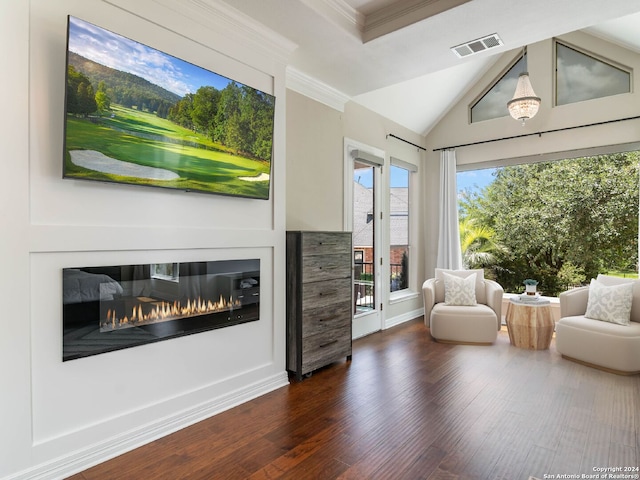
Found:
[1,1,291,478]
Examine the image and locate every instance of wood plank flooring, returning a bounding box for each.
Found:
[69,318,640,480]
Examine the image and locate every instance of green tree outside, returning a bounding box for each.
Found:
[459,153,639,296]
[459,217,505,274]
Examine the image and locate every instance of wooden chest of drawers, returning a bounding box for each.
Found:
[286,231,353,380]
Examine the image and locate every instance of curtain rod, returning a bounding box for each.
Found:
[387,133,427,151]
[433,115,640,152]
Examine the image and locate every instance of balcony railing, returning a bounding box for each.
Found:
[354,262,374,312]
[353,262,407,313]
[390,262,404,292]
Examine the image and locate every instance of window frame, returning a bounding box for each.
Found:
[456,143,640,292]
[554,39,632,107]
[469,50,526,124]
[389,157,418,300]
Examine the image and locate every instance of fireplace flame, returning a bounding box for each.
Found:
[102,294,242,331]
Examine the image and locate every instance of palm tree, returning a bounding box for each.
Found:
[459,217,506,269]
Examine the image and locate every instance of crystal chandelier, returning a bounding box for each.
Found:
[507,71,541,126]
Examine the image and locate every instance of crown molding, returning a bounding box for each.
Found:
[178,0,298,63]
[301,0,364,37]
[286,67,351,112]
[304,0,473,44]
[322,0,363,28]
[363,0,472,42]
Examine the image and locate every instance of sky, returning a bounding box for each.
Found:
[556,43,630,105]
[68,16,233,97]
[354,164,410,189]
[353,164,496,192]
[456,167,496,195]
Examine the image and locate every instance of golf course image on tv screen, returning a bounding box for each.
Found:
[63,16,275,200]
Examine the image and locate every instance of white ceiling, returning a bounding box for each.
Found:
[222,0,640,135]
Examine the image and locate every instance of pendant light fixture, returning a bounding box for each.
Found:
[507,48,541,126]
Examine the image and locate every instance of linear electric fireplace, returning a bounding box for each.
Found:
[63,259,260,361]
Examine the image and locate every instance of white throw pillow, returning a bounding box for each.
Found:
[585,278,633,326]
[443,271,477,306]
[435,268,485,304]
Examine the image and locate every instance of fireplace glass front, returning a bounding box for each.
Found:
[63,259,260,361]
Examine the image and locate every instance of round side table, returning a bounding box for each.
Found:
[506,298,554,350]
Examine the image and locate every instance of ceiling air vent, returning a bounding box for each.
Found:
[451,33,503,58]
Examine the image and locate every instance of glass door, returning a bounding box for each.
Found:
[351,158,382,338]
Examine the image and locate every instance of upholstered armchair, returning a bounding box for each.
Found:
[556,274,640,375]
[422,268,504,345]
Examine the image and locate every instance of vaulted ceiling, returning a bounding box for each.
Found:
[222,0,640,135]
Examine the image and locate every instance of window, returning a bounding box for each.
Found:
[353,161,377,313]
[457,152,639,296]
[556,41,630,105]
[389,158,416,293]
[470,53,526,123]
[151,263,179,282]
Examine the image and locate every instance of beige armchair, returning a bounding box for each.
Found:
[556,274,640,375]
[422,268,504,345]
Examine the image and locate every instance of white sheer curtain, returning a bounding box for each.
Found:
[436,149,463,269]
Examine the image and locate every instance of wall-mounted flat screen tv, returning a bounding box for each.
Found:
[63,16,275,200]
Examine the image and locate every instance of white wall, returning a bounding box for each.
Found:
[0,0,32,476]
[286,90,345,231]
[1,1,291,478]
[424,32,640,277]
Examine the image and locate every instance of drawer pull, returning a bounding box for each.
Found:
[320,340,338,348]
[318,316,337,322]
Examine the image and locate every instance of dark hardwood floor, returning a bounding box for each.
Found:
[69,318,640,480]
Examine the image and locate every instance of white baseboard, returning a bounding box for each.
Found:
[384,307,424,330]
[8,372,289,480]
